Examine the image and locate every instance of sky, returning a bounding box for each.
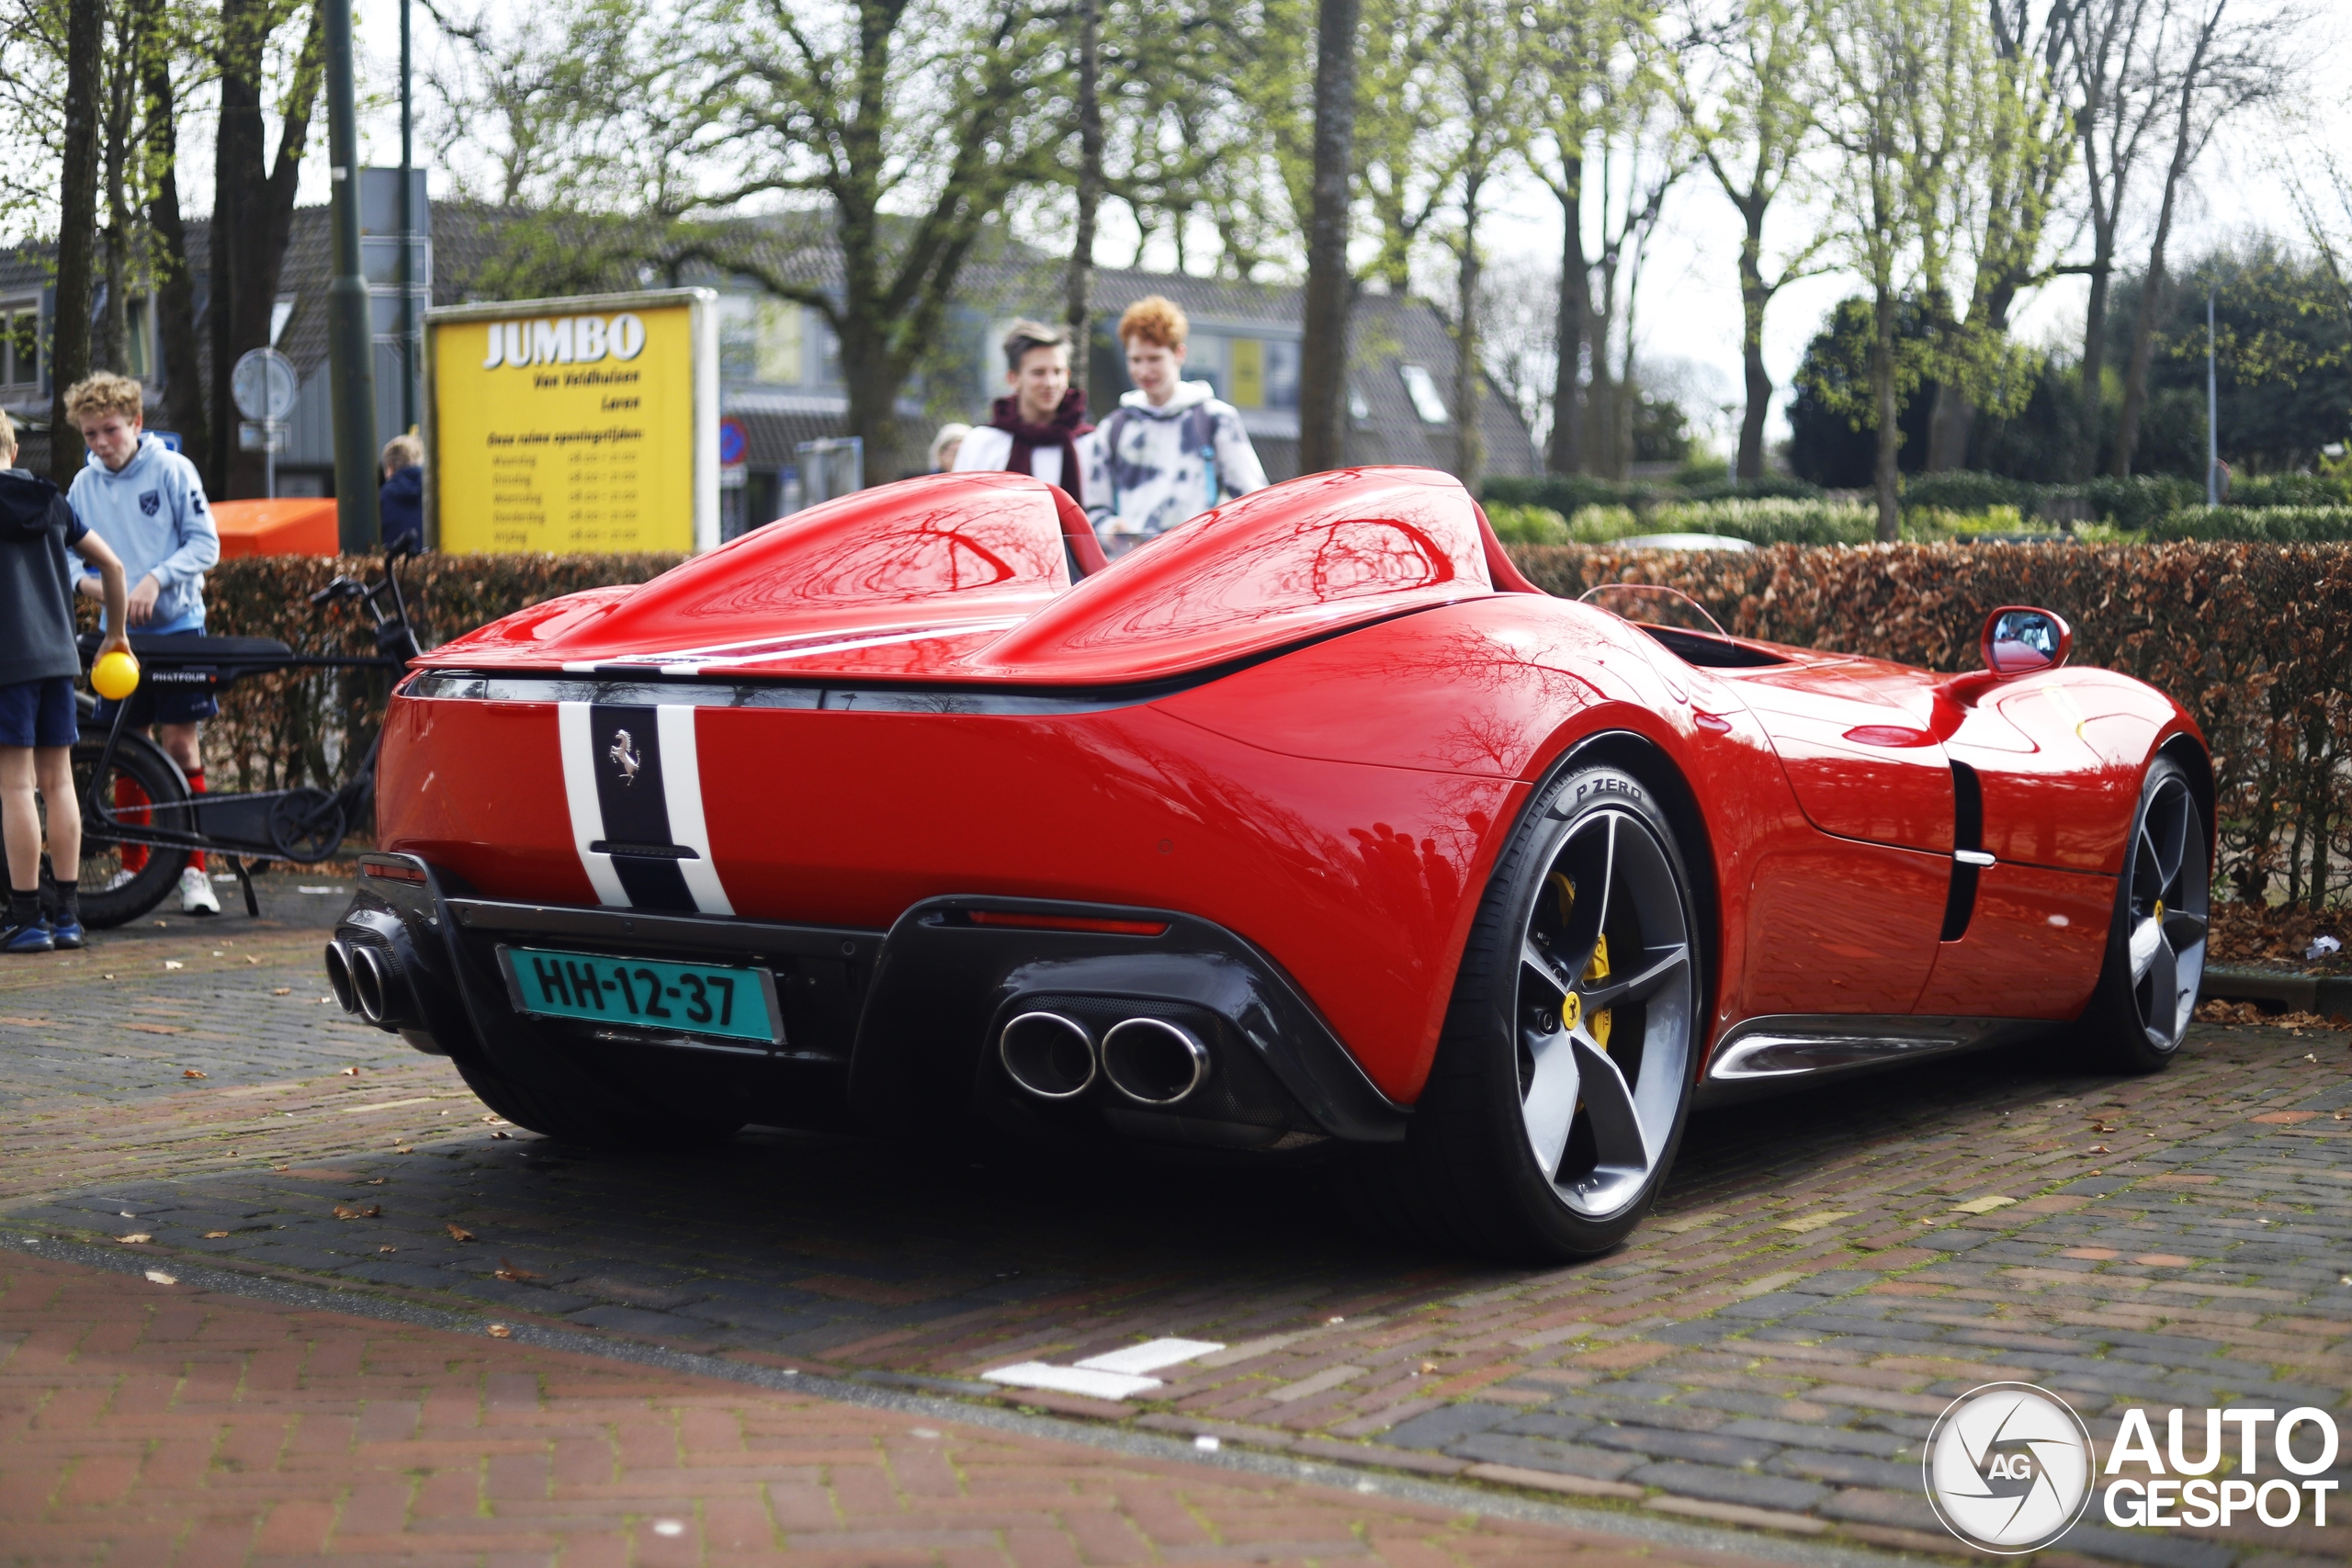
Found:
[330,0,2349,455]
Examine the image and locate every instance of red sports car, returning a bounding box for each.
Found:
[331,468,2211,1258]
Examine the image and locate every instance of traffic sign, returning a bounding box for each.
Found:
[232,347,298,422]
[718,416,748,468]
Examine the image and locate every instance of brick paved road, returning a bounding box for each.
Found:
[3,886,2349,1563]
[6,1250,1770,1567]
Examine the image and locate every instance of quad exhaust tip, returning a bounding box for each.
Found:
[323,940,356,1014]
[1000,1011,1097,1099]
[347,943,405,1026]
[1101,1018,1210,1107]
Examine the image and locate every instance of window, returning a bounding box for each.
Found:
[125,297,153,378]
[2,305,37,388]
[1398,364,1449,424]
[1263,339,1300,410]
[754,299,803,384]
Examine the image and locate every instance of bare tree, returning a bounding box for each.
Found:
[51,0,102,484]
[2110,0,2288,476]
[1434,0,1534,484]
[1674,0,1826,479]
[2061,0,2166,477]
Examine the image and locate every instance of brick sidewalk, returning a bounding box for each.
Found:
[4,887,2350,1563]
[0,1250,1781,1567]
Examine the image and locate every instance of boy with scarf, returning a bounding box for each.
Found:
[952,321,1104,511]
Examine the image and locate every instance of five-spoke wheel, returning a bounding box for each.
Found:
[2084,757,2209,1071]
[1353,759,1702,1260]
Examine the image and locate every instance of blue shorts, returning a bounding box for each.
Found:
[0,676,79,749]
[93,629,219,729]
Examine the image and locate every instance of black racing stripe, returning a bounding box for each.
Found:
[612,855,695,911]
[586,704,695,912]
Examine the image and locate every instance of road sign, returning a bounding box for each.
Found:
[718,416,748,468]
[232,348,298,422]
[238,421,287,454]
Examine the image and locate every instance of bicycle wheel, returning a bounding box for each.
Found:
[71,733,190,928]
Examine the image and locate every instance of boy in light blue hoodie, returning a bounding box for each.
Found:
[65,372,222,915]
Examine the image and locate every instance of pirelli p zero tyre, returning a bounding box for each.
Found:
[1354,761,1703,1261]
[2078,755,2209,1074]
[449,1054,744,1150]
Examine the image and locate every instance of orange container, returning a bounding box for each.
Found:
[211,497,340,558]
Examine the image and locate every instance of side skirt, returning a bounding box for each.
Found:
[1693,1013,2052,1107]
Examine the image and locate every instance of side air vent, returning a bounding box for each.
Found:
[1940,761,1984,942]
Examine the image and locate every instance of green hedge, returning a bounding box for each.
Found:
[143,540,2352,909]
[2148,506,2352,542]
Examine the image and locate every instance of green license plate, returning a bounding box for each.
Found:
[499,946,781,1044]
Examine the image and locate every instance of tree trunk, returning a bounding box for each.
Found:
[1451,181,1484,484]
[1298,0,1361,475]
[97,30,132,378]
[838,311,903,481]
[1871,284,1900,540]
[2113,17,2209,479]
[51,0,105,487]
[1061,0,1102,355]
[2075,242,2112,479]
[211,0,326,499]
[1584,293,1615,479]
[1734,200,1770,479]
[1925,382,1974,470]
[1546,157,1584,475]
[146,51,208,458]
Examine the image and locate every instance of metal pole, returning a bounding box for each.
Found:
[399,0,415,433]
[325,0,380,553]
[2205,287,2219,507]
[266,428,276,501]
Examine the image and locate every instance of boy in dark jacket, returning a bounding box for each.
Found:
[379,434,424,553]
[0,412,130,952]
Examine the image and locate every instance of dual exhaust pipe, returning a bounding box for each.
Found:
[1000,1010,1210,1107]
[324,938,411,1027]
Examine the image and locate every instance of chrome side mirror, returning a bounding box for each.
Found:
[1983,605,2071,676]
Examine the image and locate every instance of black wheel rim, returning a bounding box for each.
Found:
[2126,775,2207,1053]
[1516,807,1694,1219]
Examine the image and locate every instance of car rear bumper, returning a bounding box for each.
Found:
[332,852,1408,1146]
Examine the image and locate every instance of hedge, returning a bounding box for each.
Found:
[2147,506,2352,542]
[1510,539,2352,908]
[123,540,2351,911]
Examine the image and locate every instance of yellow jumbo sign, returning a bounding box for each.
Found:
[428,290,717,553]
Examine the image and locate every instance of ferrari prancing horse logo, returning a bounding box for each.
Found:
[606,729,641,786]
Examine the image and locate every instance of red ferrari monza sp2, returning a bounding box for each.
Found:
[332,468,2211,1258]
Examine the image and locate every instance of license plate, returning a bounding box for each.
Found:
[498,945,782,1044]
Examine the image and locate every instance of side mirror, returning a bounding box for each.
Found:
[1983,605,2070,676]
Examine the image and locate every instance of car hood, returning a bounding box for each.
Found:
[422,468,1531,685]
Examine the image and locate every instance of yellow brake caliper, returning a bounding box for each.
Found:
[1546,874,1612,1051]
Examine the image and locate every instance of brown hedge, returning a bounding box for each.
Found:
[125,541,2348,910]
[1510,540,2352,909]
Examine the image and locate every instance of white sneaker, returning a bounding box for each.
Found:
[104,868,137,892]
[179,866,220,916]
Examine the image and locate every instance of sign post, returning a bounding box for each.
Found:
[231,347,298,500]
[424,288,718,554]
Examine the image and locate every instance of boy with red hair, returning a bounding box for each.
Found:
[1093,295,1266,558]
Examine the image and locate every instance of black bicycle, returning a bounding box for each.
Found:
[65,548,423,927]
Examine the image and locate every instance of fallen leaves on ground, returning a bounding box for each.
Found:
[447,1224,476,1242]
[271,987,290,996]
[163,961,182,970]
[201,1230,230,1239]
[182,1069,205,1078]
[379,1244,397,1254]
[494,1258,540,1282]
[393,1145,413,1154]
[486,1324,513,1338]
[333,1203,381,1221]
[114,1233,151,1245]
[491,1130,513,1139]
[341,1066,361,1076]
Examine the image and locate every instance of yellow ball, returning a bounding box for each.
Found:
[91,649,141,701]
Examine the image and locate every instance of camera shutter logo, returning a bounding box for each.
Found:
[1925,1382,2095,1553]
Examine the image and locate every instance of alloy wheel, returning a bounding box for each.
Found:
[1515,807,1695,1218]
[2126,774,2208,1052]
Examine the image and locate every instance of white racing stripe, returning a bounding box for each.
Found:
[656,705,733,916]
[557,702,629,907]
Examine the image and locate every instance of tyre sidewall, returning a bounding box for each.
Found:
[1442,760,1702,1258]
[2086,755,2199,1073]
